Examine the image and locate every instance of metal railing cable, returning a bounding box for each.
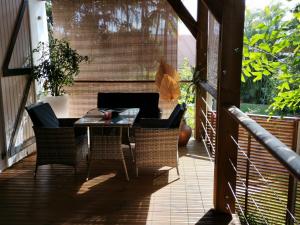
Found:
[228,158,270,225]
[200,121,216,154]
[227,181,250,225]
[201,137,214,163]
[230,135,299,224]
[201,96,215,113]
[198,96,216,160]
[200,108,216,135]
[226,106,300,180]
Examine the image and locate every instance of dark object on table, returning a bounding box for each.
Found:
[134,103,186,176]
[25,102,88,177]
[111,110,119,118]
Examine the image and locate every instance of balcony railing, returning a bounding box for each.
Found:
[199,90,300,224]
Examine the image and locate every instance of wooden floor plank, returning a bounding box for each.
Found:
[0,139,239,225]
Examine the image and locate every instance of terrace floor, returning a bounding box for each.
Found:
[0,139,239,225]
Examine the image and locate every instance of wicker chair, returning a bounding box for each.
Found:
[88,127,130,181]
[26,103,88,177]
[134,103,186,176]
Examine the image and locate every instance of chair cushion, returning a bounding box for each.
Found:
[139,103,186,129]
[167,103,186,128]
[26,102,59,128]
[97,92,160,120]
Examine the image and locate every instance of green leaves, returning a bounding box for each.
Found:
[242,2,300,116]
[32,38,88,96]
[250,33,265,46]
[258,43,271,52]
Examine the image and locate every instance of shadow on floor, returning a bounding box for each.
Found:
[196,209,241,225]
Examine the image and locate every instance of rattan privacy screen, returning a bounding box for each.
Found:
[207,12,219,90]
[53,0,177,81]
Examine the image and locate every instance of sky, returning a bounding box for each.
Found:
[178,0,298,35]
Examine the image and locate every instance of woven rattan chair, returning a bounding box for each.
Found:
[26,103,88,177]
[134,103,186,176]
[88,127,130,181]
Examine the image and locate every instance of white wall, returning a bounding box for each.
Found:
[29,0,49,97]
[28,0,49,58]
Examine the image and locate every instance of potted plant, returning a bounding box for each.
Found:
[178,67,203,147]
[32,38,88,117]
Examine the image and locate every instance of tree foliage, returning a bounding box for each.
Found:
[242,2,300,116]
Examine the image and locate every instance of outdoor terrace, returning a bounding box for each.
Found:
[0,140,241,225]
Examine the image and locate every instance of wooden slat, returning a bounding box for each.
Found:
[0,140,231,225]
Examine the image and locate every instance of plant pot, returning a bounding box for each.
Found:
[178,119,192,147]
[40,94,69,118]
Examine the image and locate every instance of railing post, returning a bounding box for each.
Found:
[244,134,251,216]
[195,0,208,141]
[213,0,245,213]
[286,120,299,225]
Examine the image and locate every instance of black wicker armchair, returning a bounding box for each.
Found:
[26,102,88,177]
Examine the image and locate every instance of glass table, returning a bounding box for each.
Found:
[75,108,139,181]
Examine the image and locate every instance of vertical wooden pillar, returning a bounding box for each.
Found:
[195,1,208,141]
[286,120,299,225]
[214,0,245,213]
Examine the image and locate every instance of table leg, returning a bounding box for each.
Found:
[120,128,129,181]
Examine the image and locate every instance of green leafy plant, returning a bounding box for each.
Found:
[178,58,204,129]
[32,38,88,96]
[242,2,300,116]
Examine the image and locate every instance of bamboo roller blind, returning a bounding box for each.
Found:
[207,13,219,90]
[52,0,178,81]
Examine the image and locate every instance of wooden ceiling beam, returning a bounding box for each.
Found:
[167,0,198,38]
[201,0,222,23]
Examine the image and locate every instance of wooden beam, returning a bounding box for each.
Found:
[167,0,198,38]
[8,76,33,157]
[195,1,208,141]
[11,137,35,155]
[201,0,222,23]
[199,81,217,99]
[2,0,32,77]
[214,0,245,213]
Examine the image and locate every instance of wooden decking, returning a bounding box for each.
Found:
[0,139,238,225]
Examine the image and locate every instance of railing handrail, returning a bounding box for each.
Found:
[226,105,300,180]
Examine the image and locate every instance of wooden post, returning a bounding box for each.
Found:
[286,120,299,225]
[244,134,251,215]
[214,0,245,213]
[195,1,208,141]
